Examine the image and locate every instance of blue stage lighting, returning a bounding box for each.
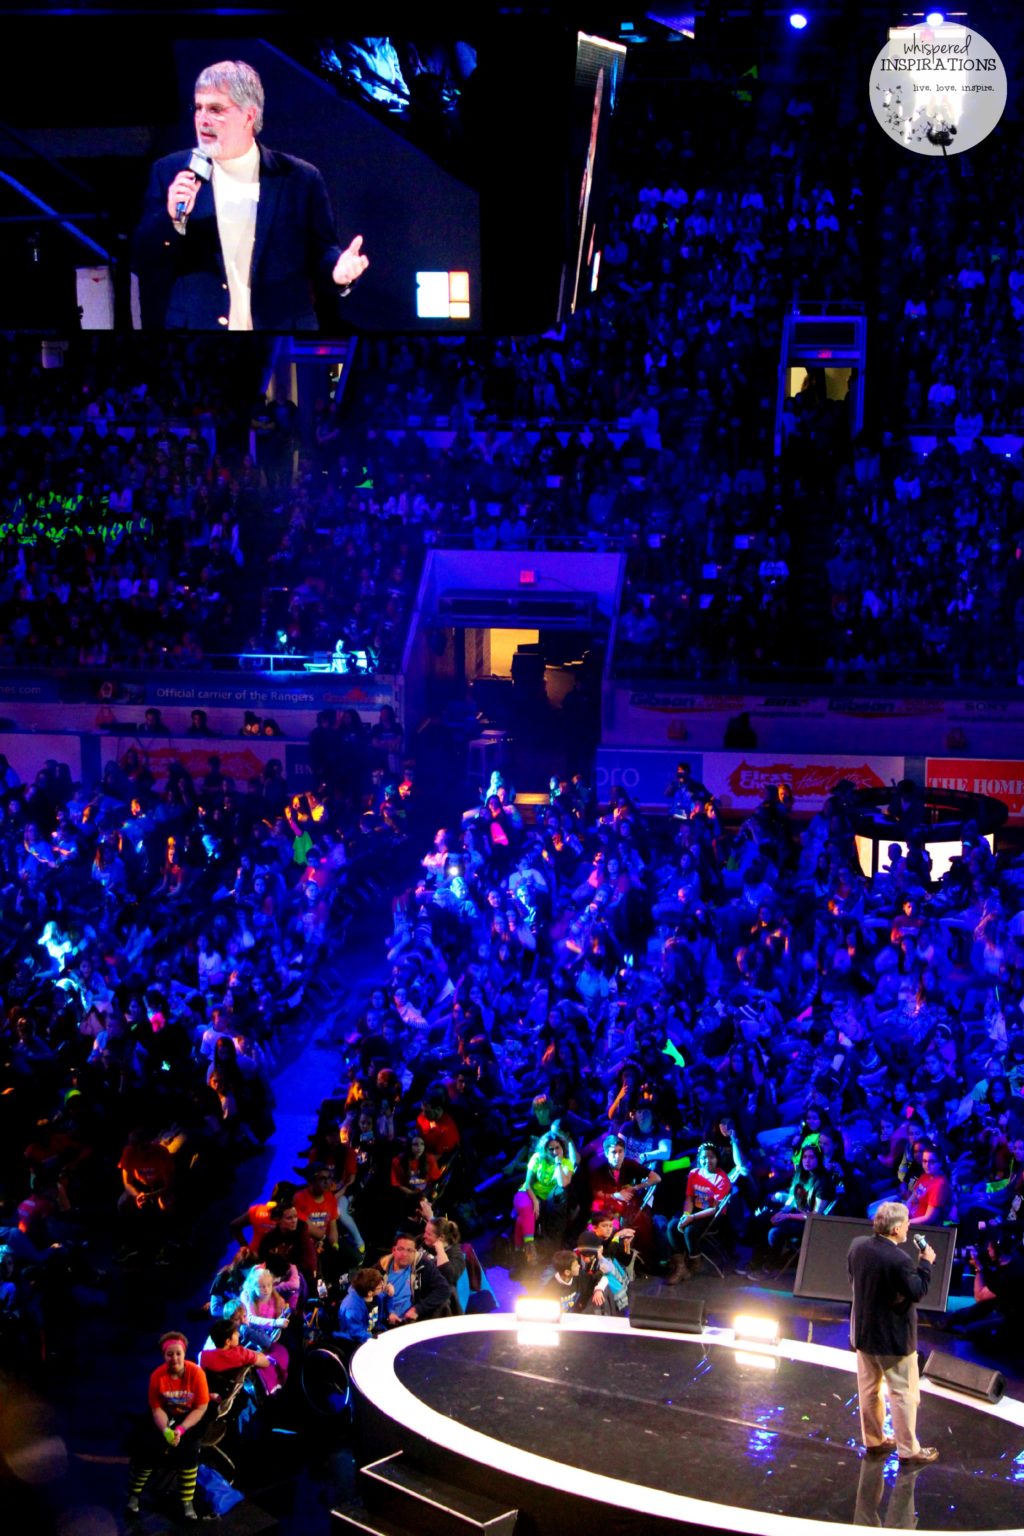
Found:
[925,10,945,24]
[788,12,809,30]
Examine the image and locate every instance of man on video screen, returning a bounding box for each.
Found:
[132,60,368,331]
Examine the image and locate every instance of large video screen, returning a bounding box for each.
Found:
[0,19,485,334]
[0,12,616,337]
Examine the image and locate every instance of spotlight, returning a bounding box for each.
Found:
[925,10,945,24]
[788,11,809,29]
[733,1313,781,1345]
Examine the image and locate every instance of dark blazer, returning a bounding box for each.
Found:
[131,143,345,331]
[848,1233,931,1357]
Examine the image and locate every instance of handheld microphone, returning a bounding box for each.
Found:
[912,1233,928,1253]
[176,148,212,222]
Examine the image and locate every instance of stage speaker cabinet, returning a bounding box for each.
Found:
[629,1293,706,1335]
[922,1350,1005,1404]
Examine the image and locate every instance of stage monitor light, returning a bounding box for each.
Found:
[733,1314,780,1345]
[515,1298,562,1326]
[788,12,809,29]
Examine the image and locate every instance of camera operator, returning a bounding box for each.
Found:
[951,1231,1024,1348]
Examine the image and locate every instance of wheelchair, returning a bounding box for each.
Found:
[298,1296,358,1420]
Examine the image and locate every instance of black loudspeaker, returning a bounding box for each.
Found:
[793,1214,957,1311]
[922,1350,1006,1404]
[629,1293,706,1335]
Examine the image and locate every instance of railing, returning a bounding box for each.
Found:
[610,658,1023,693]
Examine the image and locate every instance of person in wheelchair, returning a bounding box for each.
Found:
[199,1314,273,1383]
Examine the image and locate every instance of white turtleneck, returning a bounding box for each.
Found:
[211,142,261,331]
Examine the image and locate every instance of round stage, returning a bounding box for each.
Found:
[348,1314,1024,1536]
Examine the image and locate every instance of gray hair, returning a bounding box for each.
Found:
[195,60,264,134]
[873,1201,909,1237]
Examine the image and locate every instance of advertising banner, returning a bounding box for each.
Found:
[701,754,906,814]
[594,748,703,809]
[926,758,1024,822]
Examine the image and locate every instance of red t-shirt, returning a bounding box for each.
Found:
[199,1343,262,1375]
[120,1142,175,1192]
[416,1111,460,1163]
[685,1167,731,1213]
[907,1172,951,1223]
[391,1151,442,1190]
[246,1202,278,1249]
[148,1361,209,1421]
[293,1187,339,1242]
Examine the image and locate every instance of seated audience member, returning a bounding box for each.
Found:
[238,1264,291,1394]
[575,1236,633,1314]
[198,1313,271,1381]
[669,1142,738,1281]
[422,1215,467,1311]
[390,1131,442,1217]
[415,1095,461,1167]
[293,1164,346,1276]
[539,1249,587,1312]
[336,1266,386,1343]
[759,1144,831,1264]
[906,1145,954,1227]
[512,1132,575,1264]
[116,1128,177,1262]
[376,1232,452,1327]
[586,1132,660,1266]
[258,1201,319,1290]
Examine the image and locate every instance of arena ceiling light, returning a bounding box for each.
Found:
[788,12,809,29]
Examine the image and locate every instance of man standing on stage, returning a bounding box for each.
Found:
[133,60,368,330]
[847,1201,938,1464]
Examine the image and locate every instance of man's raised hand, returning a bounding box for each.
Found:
[333,235,369,288]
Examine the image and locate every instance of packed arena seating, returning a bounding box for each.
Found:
[0,719,415,1373]
[2,17,1024,1525]
[3,754,1022,1380]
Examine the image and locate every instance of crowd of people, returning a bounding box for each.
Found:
[2,22,1024,1524]
[0,337,419,675]
[166,765,1024,1392]
[4,53,1024,685]
[3,734,1024,1513]
[0,705,417,1391]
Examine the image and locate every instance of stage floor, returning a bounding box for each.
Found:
[352,1316,1024,1535]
